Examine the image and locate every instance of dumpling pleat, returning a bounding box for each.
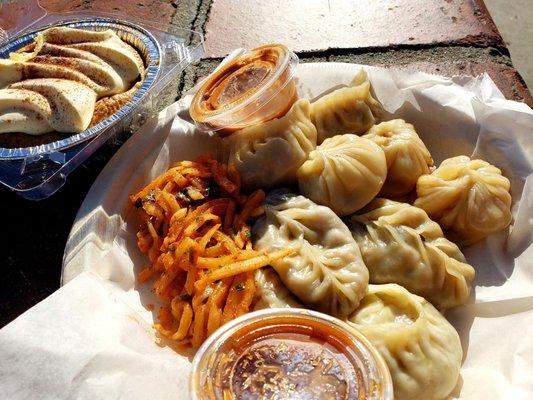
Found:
[346,284,462,400]
[348,198,475,310]
[253,190,369,318]
[414,156,512,245]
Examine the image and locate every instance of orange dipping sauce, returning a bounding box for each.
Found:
[189,44,298,136]
[190,309,393,400]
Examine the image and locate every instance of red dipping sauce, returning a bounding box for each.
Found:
[189,44,298,136]
[190,309,393,400]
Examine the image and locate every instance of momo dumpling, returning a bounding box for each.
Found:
[363,119,433,197]
[253,190,369,317]
[346,284,462,400]
[349,199,475,310]
[310,69,383,143]
[297,134,387,216]
[253,267,302,310]
[221,99,317,189]
[414,155,512,246]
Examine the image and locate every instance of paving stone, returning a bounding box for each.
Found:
[171,0,202,36]
[170,0,209,99]
[204,0,503,58]
[191,0,213,44]
[40,0,177,25]
[0,1,48,36]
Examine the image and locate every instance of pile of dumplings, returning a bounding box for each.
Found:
[220,69,513,400]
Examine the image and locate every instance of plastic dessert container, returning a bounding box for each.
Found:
[190,308,393,400]
[0,0,204,200]
[189,44,298,136]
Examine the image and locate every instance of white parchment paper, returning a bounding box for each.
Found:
[1,63,532,399]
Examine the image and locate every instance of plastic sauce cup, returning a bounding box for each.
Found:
[190,308,393,400]
[189,44,298,136]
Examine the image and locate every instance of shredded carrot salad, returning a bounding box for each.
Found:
[130,153,292,347]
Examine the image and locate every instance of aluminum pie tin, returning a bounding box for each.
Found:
[0,18,162,159]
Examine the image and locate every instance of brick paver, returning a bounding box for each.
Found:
[204,0,503,58]
[40,0,177,25]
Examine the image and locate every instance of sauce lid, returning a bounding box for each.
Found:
[190,308,393,400]
[189,44,298,134]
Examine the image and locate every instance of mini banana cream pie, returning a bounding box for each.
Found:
[0,26,145,148]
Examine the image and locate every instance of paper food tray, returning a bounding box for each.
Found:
[1,62,532,399]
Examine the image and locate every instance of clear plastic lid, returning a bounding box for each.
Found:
[189,44,298,135]
[190,308,393,400]
[0,0,204,200]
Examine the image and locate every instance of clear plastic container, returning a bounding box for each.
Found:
[190,308,393,400]
[0,0,204,200]
[189,44,298,136]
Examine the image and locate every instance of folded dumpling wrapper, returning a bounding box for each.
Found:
[414,155,513,246]
[349,198,476,311]
[4,27,144,94]
[253,190,369,318]
[11,79,96,132]
[310,69,383,143]
[346,284,463,400]
[221,98,317,189]
[0,27,143,136]
[297,134,387,215]
[0,88,52,134]
[363,119,434,197]
[0,63,532,400]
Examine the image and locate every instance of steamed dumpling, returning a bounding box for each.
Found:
[349,199,475,310]
[363,119,433,197]
[297,134,387,216]
[253,190,369,318]
[414,156,512,246]
[346,284,462,400]
[221,99,317,189]
[253,267,302,310]
[310,69,383,143]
